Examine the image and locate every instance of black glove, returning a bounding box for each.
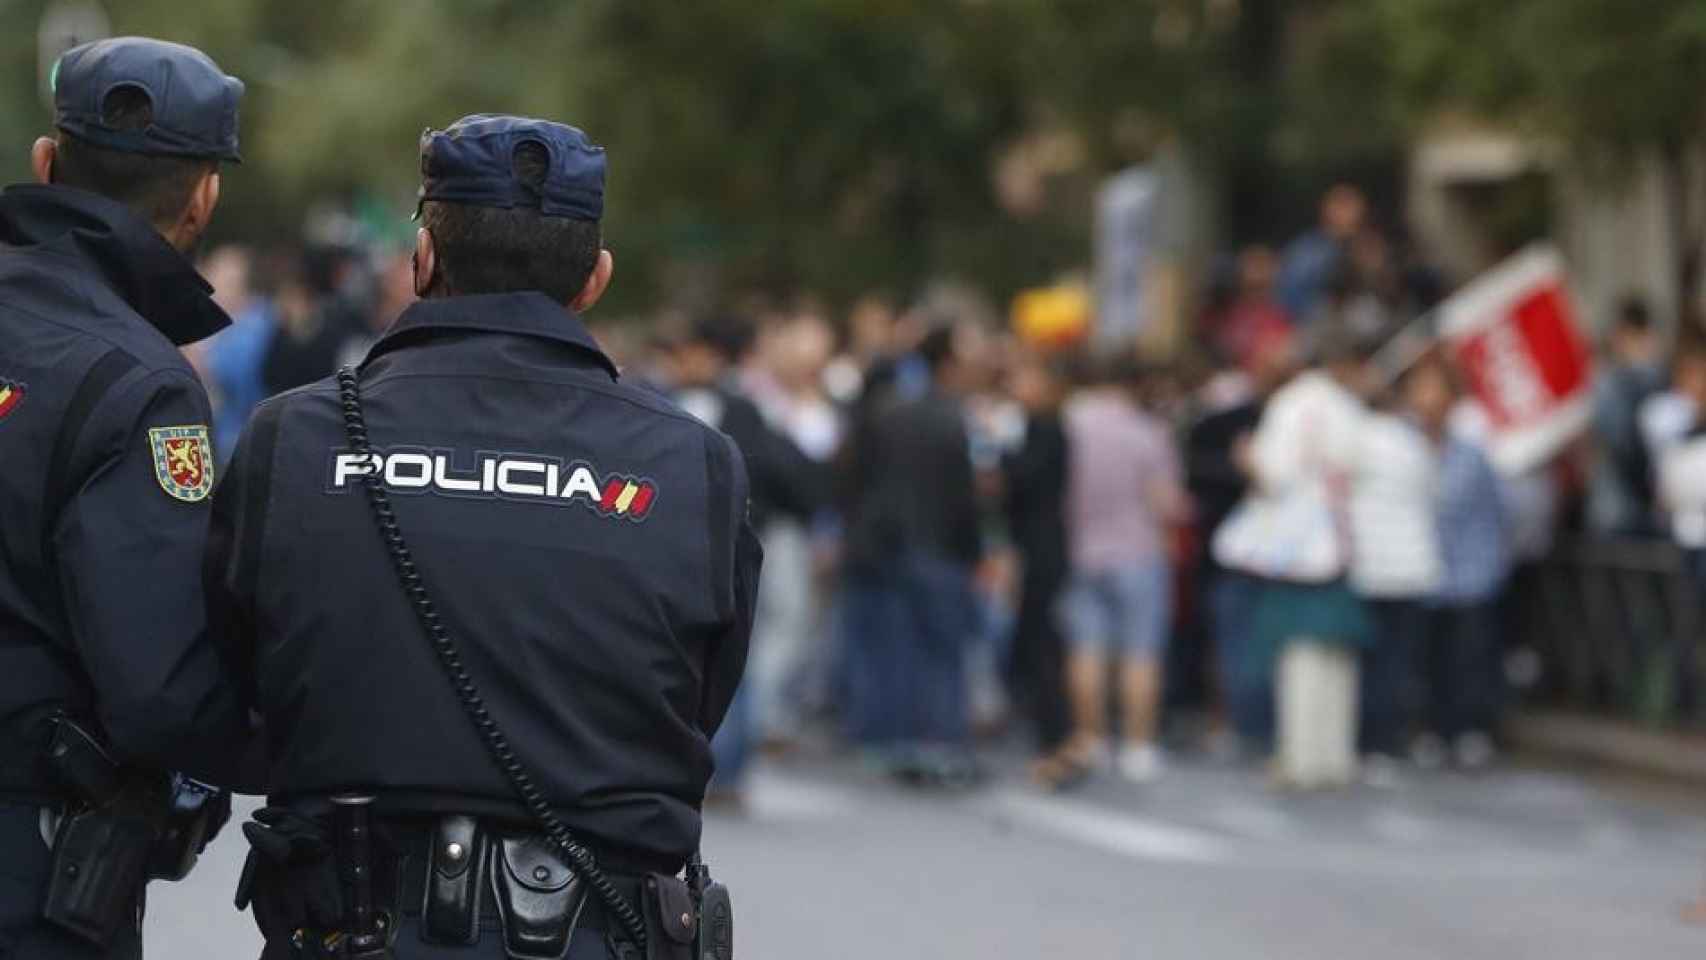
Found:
[235,807,342,940]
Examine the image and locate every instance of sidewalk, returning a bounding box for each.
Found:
[1508,709,1706,785]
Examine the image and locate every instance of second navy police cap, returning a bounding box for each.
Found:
[417,114,605,221]
[53,37,244,162]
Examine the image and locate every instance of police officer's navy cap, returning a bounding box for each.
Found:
[417,114,605,221]
[52,37,244,163]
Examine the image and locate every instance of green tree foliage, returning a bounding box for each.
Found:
[1385,0,1706,315]
[1388,0,1706,152]
[10,1,1696,313]
[0,0,1350,308]
[9,0,1298,308]
[564,0,1295,303]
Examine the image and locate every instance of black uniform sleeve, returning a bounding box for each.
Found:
[51,368,252,782]
[203,399,283,793]
[698,434,762,736]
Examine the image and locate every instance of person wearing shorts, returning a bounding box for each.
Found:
[1045,358,1186,785]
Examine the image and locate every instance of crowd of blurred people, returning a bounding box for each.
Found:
[184,180,1706,803]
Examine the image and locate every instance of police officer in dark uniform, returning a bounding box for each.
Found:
[209,115,759,958]
[0,37,250,959]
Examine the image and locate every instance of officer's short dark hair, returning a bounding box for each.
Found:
[52,86,218,227]
[420,142,602,304]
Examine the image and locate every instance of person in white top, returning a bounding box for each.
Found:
[1657,343,1706,579]
[747,310,844,751]
[1347,386,1441,780]
[1224,321,1377,789]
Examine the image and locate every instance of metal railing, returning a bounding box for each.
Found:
[1519,538,1703,727]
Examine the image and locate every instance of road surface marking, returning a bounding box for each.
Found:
[991,789,1234,864]
[1208,798,1299,841]
[1367,809,1440,845]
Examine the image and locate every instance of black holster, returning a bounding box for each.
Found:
[35,716,226,946]
[37,718,161,946]
[40,798,154,945]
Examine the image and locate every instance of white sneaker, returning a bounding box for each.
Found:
[1116,743,1164,784]
[1455,732,1496,771]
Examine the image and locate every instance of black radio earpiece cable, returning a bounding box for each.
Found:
[336,366,650,949]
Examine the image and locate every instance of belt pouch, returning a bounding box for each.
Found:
[41,805,153,946]
[641,873,696,960]
[492,834,587,959]
[421,815,486,945]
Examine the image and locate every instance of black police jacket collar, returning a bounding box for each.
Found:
[364,291,618,380]
[0,183,230,346]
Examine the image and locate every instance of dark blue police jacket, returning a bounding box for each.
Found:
[208,291,761,873]
[0,184,251,796]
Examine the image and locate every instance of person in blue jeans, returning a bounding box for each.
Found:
[674,317,825,804]
[1186,337,1294,756]
[838,321,988,784]
[1407,357,1511,770]
[1210,568,1271,747]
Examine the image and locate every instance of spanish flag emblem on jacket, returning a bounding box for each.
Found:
[0,380,22,422]
[596,477,657,520]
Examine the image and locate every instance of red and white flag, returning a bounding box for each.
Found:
[1438,246,1594,475]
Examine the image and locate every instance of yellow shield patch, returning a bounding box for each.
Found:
[148,425,214,502]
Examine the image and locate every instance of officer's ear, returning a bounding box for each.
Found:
[187,169,220,230]
[164,169,220,253]
[413,228,437,298]
[570,249,614,313]
[29,137,56,185]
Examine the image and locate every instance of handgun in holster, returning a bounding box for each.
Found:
[37,714,159,946]
[36,715,227,946]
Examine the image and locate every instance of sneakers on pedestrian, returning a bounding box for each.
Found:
[1454,731,1496,771]
[1116,743,1164,784]
[1410,733,1447,771]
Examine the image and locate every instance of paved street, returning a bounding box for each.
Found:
[149,754,1706,958]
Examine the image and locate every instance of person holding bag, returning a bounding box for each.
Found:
[1213,322,1374,788]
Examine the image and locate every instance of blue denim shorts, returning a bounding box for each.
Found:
[1057,561,1173,658]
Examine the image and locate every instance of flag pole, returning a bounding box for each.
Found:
[1369,307,1439,391]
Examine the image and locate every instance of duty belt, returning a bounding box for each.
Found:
[395,816,644,948]
[279,813,654,959]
